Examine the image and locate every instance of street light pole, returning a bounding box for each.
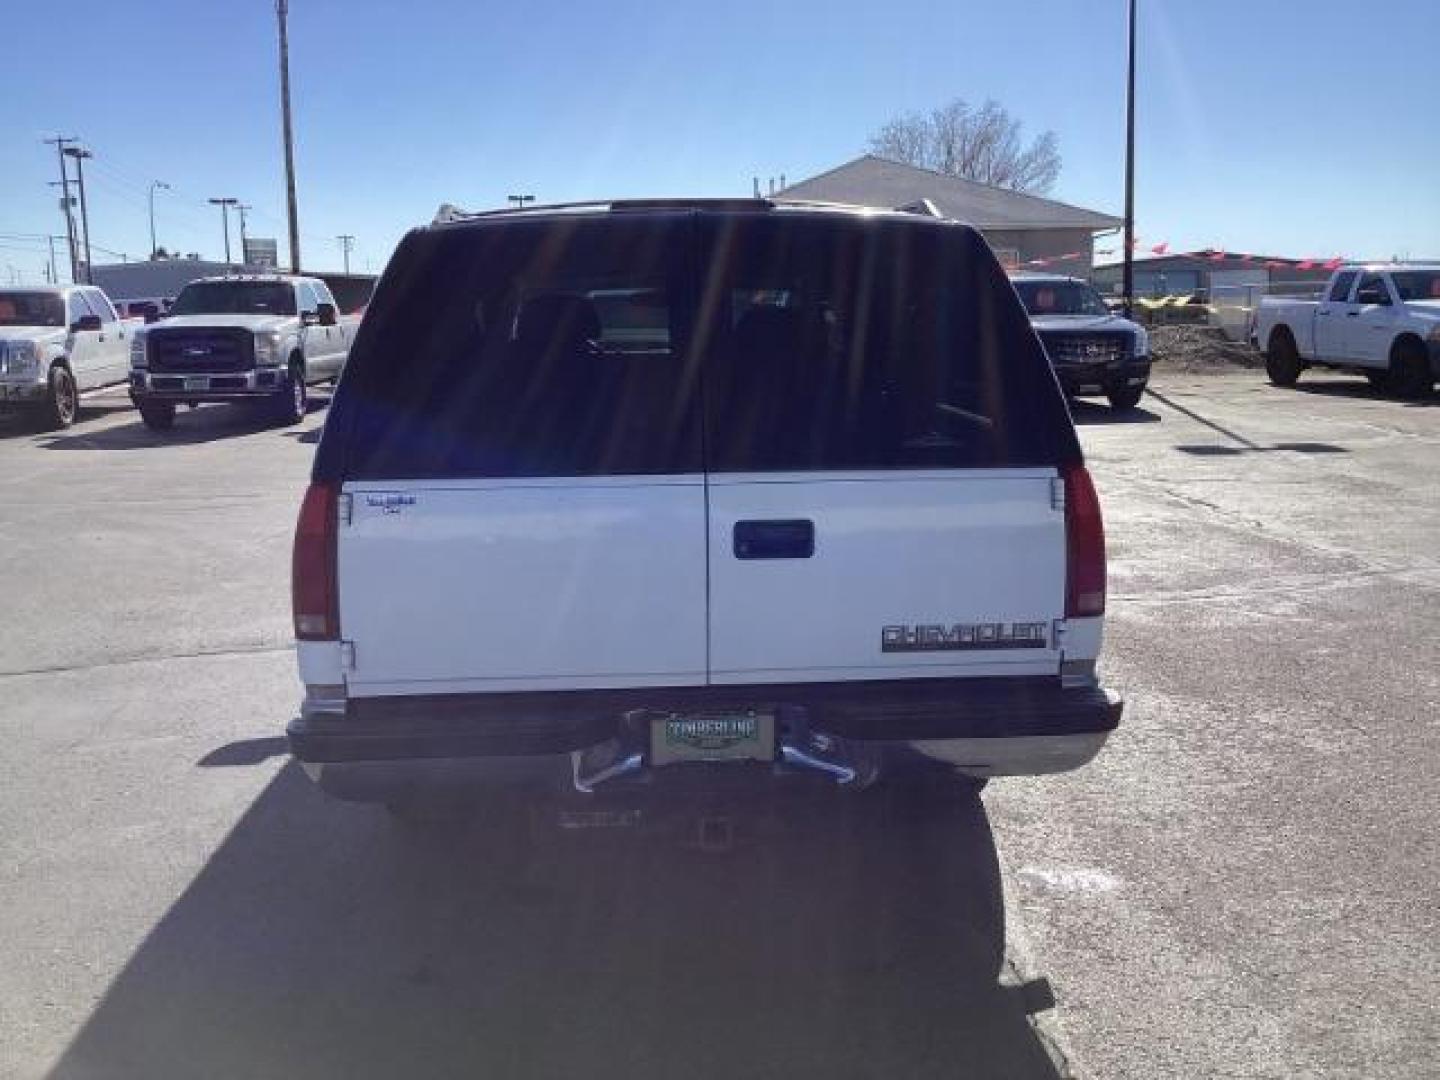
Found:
[45,136,79,283]
[64,147,94,283]
[148,180,170,258]
[277,0,301,273]
[507,194,536,209]
[1122,0,1137,320]
[209,197,239,264]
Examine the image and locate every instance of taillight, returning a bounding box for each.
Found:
[292,482,339,640]
[1063,464,1106,617]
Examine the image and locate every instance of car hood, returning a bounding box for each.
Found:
[151,313,294,332]
[1029,313,1142,335]
[0,325,65,346]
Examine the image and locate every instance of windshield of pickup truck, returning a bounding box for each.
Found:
[170,282,297,316]
[1012,280,1112,317]
[0,291,65,327]
[1390,271,1440,301]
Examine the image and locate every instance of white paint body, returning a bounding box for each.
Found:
[0,285,135,393]
[334,468,1083,696]
[1255,264,1440,370]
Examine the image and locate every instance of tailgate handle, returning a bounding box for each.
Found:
[734,519,814,560]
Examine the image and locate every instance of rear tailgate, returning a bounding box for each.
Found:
[708,470,1063,683]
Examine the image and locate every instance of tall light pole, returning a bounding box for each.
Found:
[236,204,252,262]
[277,0,301,273]
[209,197,239,264]
[148,180,170,258]
[64,146,94,283]
[45,137,80,283]
[336,234,354,274]
[507,194,536,209]
[1122,0,1137,319]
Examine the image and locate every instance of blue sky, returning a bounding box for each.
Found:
[3,0,1437,283]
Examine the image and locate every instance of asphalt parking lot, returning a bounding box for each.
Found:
[1,373,1437,1079]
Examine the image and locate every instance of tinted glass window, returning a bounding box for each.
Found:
[1328,272,1357,302]
[1356,274,1390,304]
[324,216,701,479]
[1013,280,1111,316]
[0,292,65,327]
[84,290,116,321]
[312,282,337,307]
[1390,271,1440,301]
[171,282,297,316]
[695,215,1075,472]
[297,283,320,314]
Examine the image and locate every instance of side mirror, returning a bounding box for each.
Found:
[316,302,338,327]
[300,310,319,327]
[71,314,102,332]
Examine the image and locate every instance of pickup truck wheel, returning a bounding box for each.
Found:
[275,360,307,425]
[138,401,176,431]
[1106,386,1145,411]
[39,365,78,430]
[1265,334,1302,387]
[1388,340,1434,399]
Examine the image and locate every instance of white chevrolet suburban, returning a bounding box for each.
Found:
[0,285,136,428]
[288,200,1122,817]
[1255,264,1440,397]
[129,274,358,430]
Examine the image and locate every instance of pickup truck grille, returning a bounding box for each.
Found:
[1037,330,1133,370]
[147,328,254,373]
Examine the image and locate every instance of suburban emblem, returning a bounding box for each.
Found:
[882,621,1050,652]
[366,493,417,514]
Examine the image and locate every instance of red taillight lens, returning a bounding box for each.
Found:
[1063,464,1106,617]
[292,482,339,640]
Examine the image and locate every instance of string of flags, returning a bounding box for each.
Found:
[1021,238,1345,272]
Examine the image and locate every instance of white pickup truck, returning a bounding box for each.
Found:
[1254,264,1440,397]
[129,274,359,430]
[286,200,1122,825]
[0,285,137,428]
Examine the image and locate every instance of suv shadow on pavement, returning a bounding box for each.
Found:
[1070,399,1162,426]
[33,398,329,451]
[47,763,1064,1080]
[1288,380,1438,406]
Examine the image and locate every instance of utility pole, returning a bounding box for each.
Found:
[47,234,59,284]
[148,180,170,258]
[336,234,354,274]
[1122,0,1137,319]
[45,137,79,283]
[236,204,252,261]
[507,194,536,209]
[63,147,95,283]
[276,0,301,273]
[209,197,239,263]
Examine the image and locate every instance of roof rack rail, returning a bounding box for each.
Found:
[432,197,776,225]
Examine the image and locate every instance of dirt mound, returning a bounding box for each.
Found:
[1150,324,1262,373]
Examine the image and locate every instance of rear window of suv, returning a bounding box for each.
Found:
[319,210,1077,481]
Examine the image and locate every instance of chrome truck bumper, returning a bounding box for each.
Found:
[289,678,1122,803]
[129,368,285,400]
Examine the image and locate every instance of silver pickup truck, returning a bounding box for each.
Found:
[129,274,360,430]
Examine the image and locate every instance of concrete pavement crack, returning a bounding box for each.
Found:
[0,642,292,681]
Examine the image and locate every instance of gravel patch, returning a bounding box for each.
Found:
[1150,324,1263,373]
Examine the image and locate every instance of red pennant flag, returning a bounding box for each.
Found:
[1323,257,1344,270]
[1208,250,1227,262]
[1150,242,1169,255]
[1239,254,1254,263]
[1264,261,1284,269]
[1297,260,1314,270]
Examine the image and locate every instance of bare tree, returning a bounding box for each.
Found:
[869,99,1061,194]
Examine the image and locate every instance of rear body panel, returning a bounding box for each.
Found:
[339,476,708,694]
[706,469,1064,683]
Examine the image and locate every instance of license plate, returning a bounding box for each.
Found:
[184,376,208,390]
[651,712,775,766]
